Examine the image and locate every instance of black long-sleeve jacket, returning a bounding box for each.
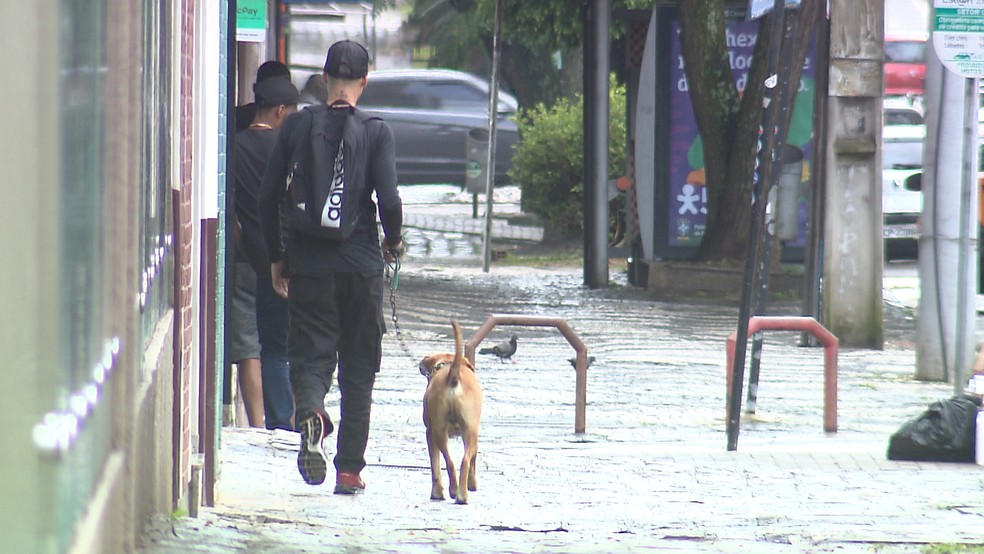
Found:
[258,104,402,275]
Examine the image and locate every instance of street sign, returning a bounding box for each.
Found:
[933,0,984,78]
[748,0,802,20]
[236,0,266,43]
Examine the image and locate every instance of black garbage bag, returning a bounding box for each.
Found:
[887,393,981,463]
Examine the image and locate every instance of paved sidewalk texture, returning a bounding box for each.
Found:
[140,187,984,553]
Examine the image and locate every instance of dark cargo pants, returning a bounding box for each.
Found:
[287,271,385,474]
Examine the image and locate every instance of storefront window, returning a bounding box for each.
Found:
[40,1,172,550]
[139,0,174,346]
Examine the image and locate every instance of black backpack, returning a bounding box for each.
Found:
[283,103,380,241]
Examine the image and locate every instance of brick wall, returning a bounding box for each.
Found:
[173,0,196,507]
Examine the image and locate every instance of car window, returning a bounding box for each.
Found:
[422,81,488,110]
[361,80,484,110]
[360,81,417,108]
[883,139,923,170]
[885,41,926,63]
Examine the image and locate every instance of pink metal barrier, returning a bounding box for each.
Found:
[726,316,839,432]
[465,314,589,434]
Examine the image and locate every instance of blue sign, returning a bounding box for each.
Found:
[666,19,815,249]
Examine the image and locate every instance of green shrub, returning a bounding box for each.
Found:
[510,75,626,241]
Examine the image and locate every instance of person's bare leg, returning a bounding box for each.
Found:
[237,359,265,427]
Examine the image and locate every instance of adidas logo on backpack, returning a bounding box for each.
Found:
[284,104,380,241]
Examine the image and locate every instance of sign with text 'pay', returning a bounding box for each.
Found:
[236,0,266,43]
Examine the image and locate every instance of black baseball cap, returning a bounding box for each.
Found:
[323,40,369,79]
[256,60,290,83]
[254,76,299,107]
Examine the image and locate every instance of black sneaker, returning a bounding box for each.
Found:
[297,411,333,485]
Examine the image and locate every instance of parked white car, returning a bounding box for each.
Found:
[882,124,924,261]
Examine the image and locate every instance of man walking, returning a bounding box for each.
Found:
[258,40,403,494]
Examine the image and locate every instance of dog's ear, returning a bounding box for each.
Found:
[419,356,451,379]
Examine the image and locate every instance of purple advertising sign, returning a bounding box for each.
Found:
[667,20,815,248]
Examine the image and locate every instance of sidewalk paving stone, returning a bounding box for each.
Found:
[139,188,984,553]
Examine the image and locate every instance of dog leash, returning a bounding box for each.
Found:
[385,256,417,362]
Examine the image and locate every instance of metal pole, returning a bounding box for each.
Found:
[584,0,610,288]
[481,0,503,272]
[747,8,799,413]
[801,0,829,348]
[727,0,785,452]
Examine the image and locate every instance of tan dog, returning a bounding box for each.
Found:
[420,320,483,504]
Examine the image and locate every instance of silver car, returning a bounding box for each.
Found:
[357,69,520,186]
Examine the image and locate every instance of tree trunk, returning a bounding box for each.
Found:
[677,0,818,263]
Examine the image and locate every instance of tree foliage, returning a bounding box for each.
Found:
[404,0,652,108]
[510,76,627,241]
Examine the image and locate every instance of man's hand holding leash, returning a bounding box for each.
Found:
[382,238,404,264]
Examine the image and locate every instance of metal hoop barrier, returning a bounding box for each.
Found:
[465,314,589,434]
[726,316,839,433]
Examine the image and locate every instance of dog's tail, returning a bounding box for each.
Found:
[449,319,464,388]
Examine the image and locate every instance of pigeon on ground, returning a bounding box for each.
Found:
[568,355,596,369]
[479,334,518,362]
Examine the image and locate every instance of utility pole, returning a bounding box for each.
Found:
[822,0,885,348]
[916,12,980,385]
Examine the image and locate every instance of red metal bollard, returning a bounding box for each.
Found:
[466,314,589,434]
[726,316,838,433]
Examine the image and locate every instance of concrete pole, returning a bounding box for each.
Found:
[822,0,885,348]
[237,42,263,105]
[915,46,979,384]
[583,0,610,289]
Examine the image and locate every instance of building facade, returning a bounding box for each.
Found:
[0,0,228,551]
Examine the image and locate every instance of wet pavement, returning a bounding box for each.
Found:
[139,186,984,553]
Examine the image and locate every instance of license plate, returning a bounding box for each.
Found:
[884,224,919,239]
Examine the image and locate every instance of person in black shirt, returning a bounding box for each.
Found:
[236,61,291,133]
[228,61,291,428]
[234,74,299,431]
[258,40,403,494]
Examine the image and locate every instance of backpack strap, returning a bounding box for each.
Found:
[284,105,319,191]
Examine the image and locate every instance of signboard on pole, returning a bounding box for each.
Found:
[236,0,266,42]
[748,0,801,20]
[933,0,984,78]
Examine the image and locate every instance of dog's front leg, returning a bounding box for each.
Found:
[427,429,446,500]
